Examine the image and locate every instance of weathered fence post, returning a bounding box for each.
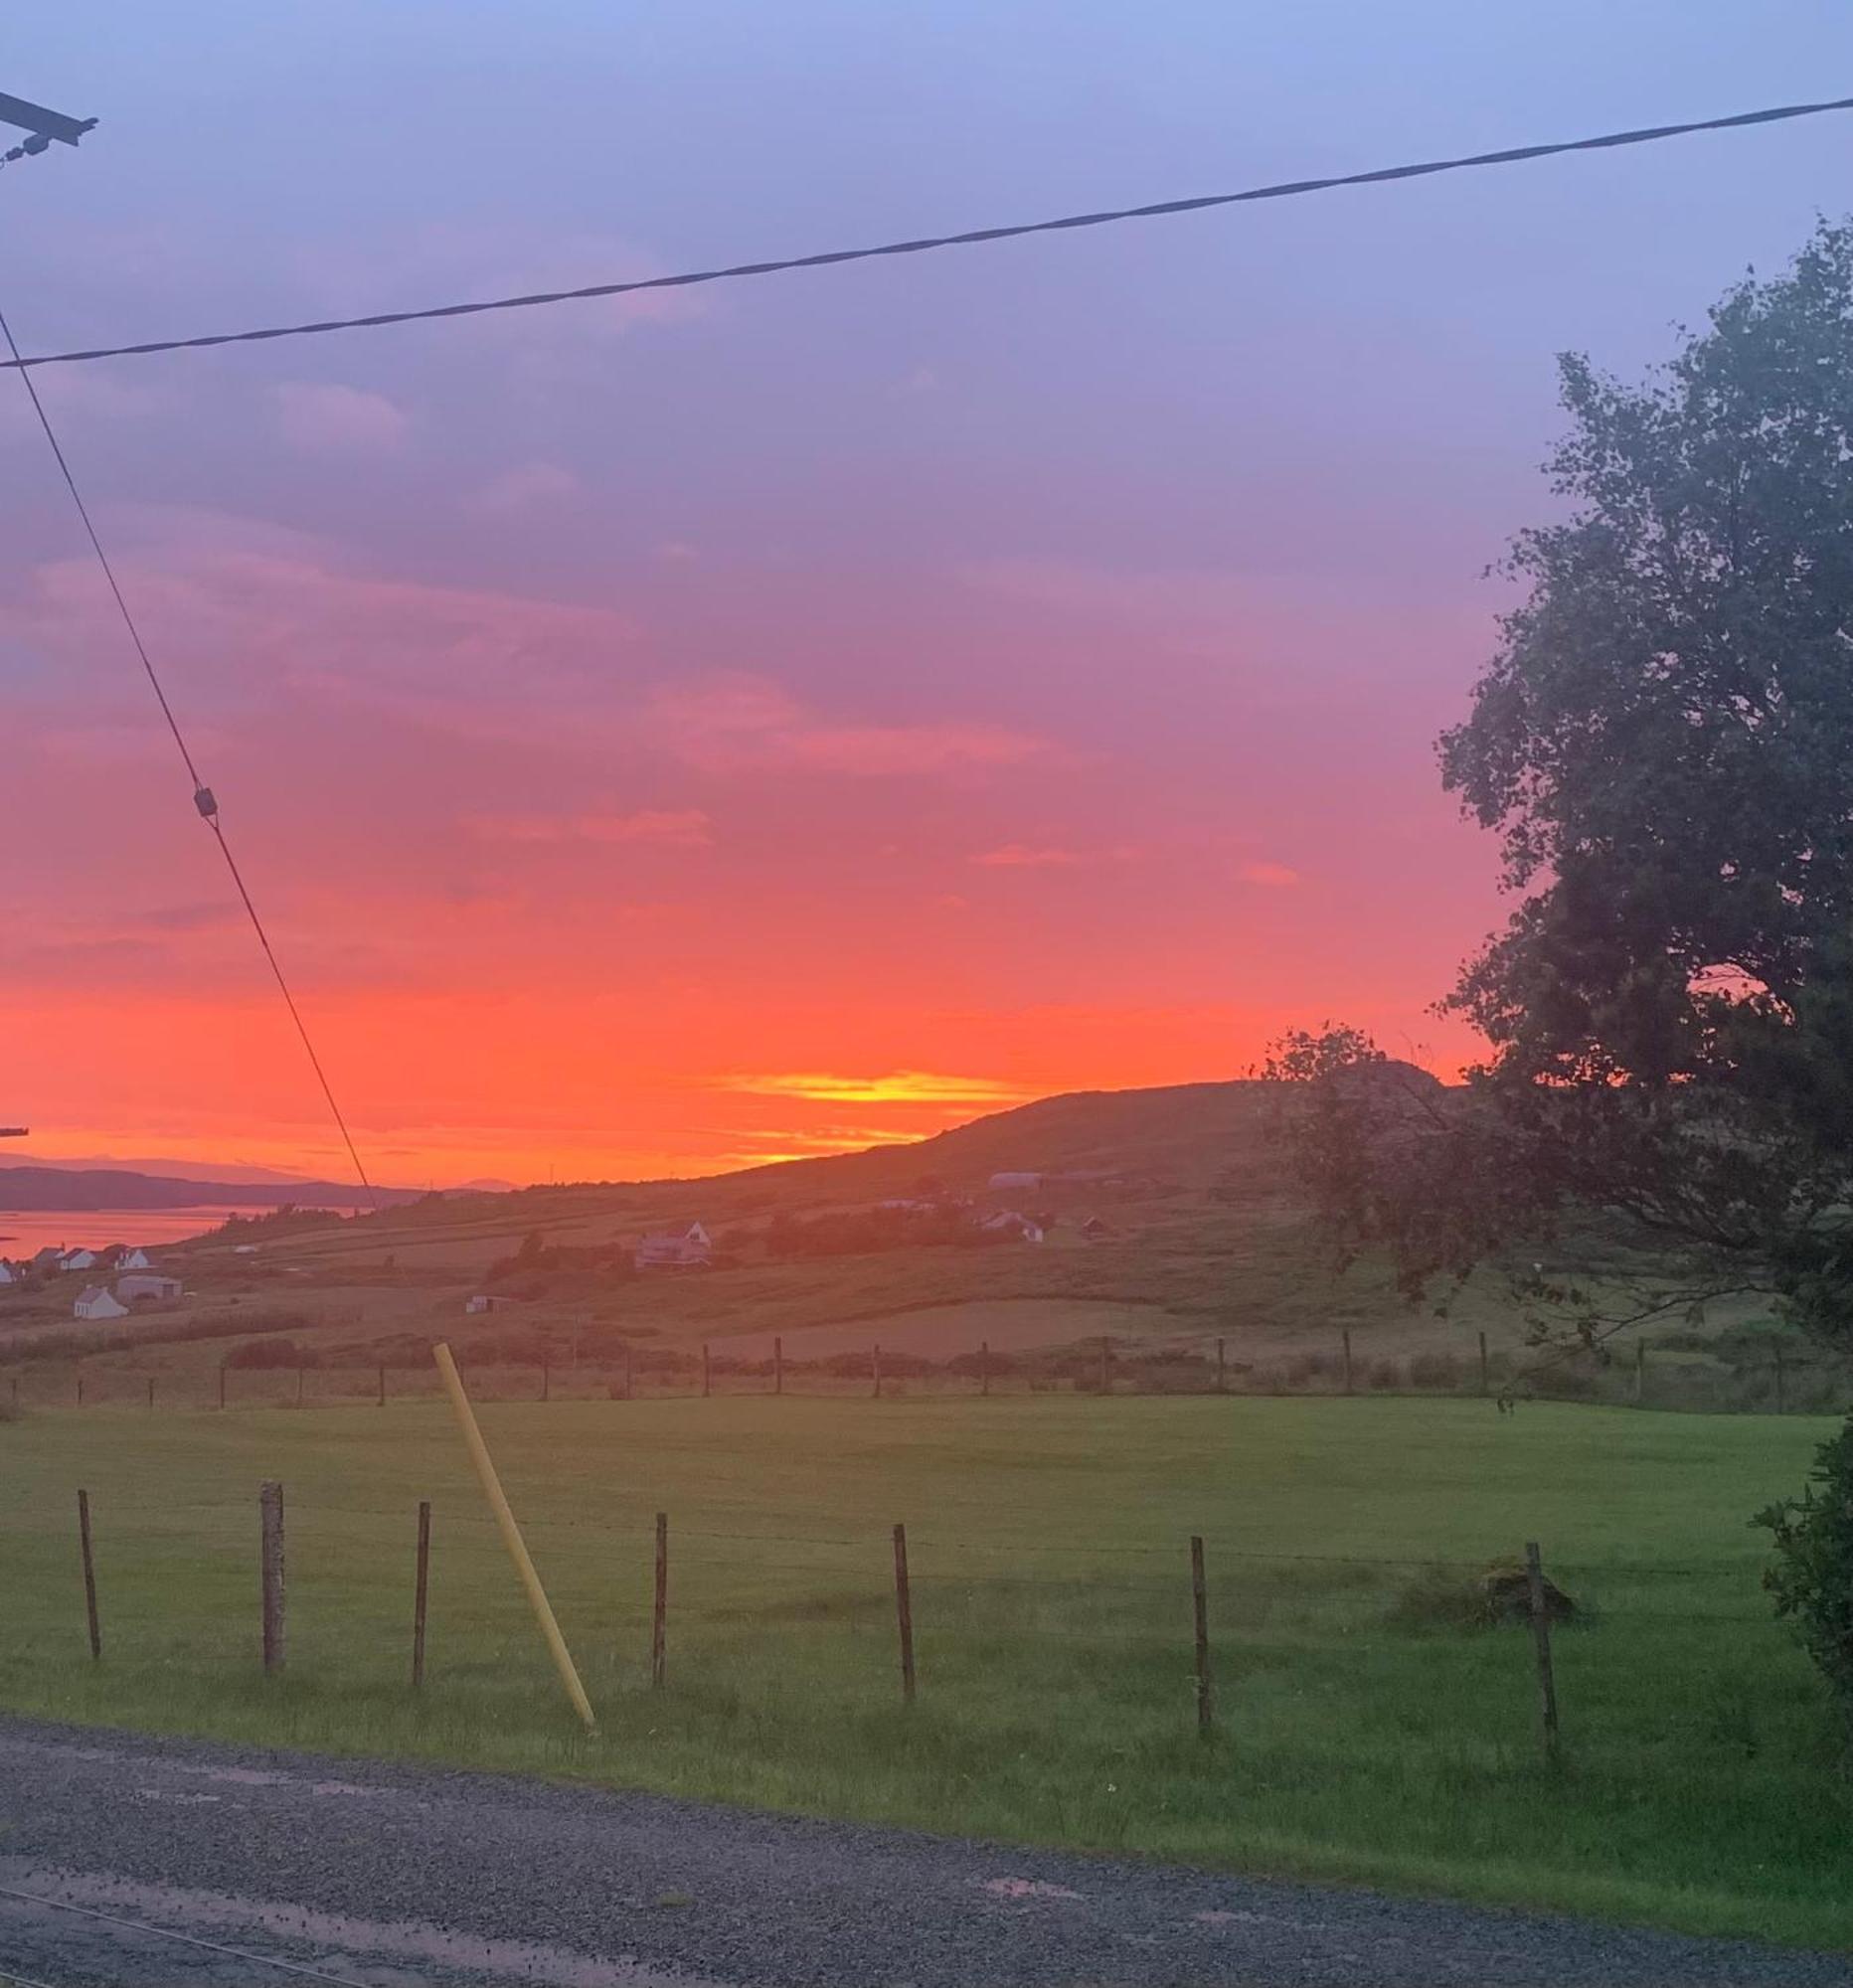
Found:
[623,1343,633,1401]
[1633,1339,1645,1407]
[651,1511,668,1689]
[259,1481,286,1673]
[8,1376,16,1411]
[1340,1329,1353,1396]
[1216,1337,1226,1395]
[702,1343,712,1400]
[78,1489,101,1660]
[146,1377,155,1412]
[773,1335,783,1397]
[980,1340,990,1398]
[1098,1335,1111,1396]
[892,1522,916,1703]
[1524,1540,1561,1765]
[218,1363,227,1411]
[1773,1344,1786,1414]
[411,1500,430,1687]
[378,1363,387,1408]
[1478,1330,1489,1398]
[541,1359,551,1405]
[872,1343,882,1400]
[75,1369,84,1408]
[294,1366,305,1408]
[1190,1534,1212,1737]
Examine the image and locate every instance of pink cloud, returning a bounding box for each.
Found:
[1240,860,1302,888]
[467,461,583,515]
[472,808,713,848]
[271,383,410,454]
[973,843,1084,869]
[650,672,1056,776]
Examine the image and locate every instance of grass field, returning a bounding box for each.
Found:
[0,1395,1847,1949]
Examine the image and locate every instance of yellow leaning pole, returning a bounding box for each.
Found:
[431,1342,596,1732]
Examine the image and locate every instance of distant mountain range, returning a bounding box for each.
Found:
[0,1166,431,1213]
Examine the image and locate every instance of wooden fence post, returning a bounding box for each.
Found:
[1478,1330,1489,1398]
[1190,1534,1212,1737]
[259,1481,286,1673]
[78,1489,101,1661]
[1216,1337,1226,1395]
[1773,1344,1786,1414]
[1098,1335,1111,1396]
[1340,1329,1353,1396]
[8,1376,16,1411]
[294,1366,305,1408]
[872,1343,882,1400]
[774,1335,783,1397]
[218,1363,227,1411]
[541,1359,550,1405]
[378,1363,387,1408]
[893,1522,916,1703]
[623,1343,633,1401]
[75,1369,84,1408]
[1633,1339,1645,1407]
[980,1340,990,1398]
[651,1511,668,1688]
[146,1377,155,1412]
[412,1500,430,1687]
[702,1342,711,1400]
[1525,1540,1561,1765]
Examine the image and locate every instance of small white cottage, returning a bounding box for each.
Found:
[73,1285,128,1320]
[118,1247,153,1271]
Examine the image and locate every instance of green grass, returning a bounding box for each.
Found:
[0,1396,1847,1949]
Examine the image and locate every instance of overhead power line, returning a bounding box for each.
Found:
[0,302,380,1214]
[5,92,1852,372]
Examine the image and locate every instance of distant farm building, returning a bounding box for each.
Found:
[635,1222,714,1271]
[980,1211,1046,1244]
[1079,1215,1116,1242]
[73,1285,127,1320]
[29,1247,62,1273]
[60,1248,97,1272]
[117,1273,182,1304]
[987,1171,1042,1191]
[0,1262,14,1285]
[118,1247,153,1270]
[464,1294,507,1314]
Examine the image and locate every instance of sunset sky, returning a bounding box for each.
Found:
[4,3,1851,1186]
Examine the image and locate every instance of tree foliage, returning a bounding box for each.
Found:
[1281,224,1853,1347]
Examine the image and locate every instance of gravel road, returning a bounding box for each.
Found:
[0,1716,1844,1987]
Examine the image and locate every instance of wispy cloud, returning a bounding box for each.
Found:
[1239,860,1302,888]
[272,382,410,455]
[471,808,713,848]
[467,461,582,515]
[972,843,1084,869]
[651,672,1055,777]
[719,1070,1031,1105]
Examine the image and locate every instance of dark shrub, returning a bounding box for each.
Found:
[1757,1413,1853,1732]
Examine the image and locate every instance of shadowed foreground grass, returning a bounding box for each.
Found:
[0,1395,1846,1949]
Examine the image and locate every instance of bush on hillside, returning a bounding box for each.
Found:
[1757,1414,1853,1733]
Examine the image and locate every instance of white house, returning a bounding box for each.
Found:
[634,1221,714,1271]
[0,1262,14,1286]
[73,1285,128,1320]
[987,1171,1042,1191]
[464,1294,503,1314]
[118,1247,152,1271]
[60,1248,97,1272]
[117,1273,182,1304]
